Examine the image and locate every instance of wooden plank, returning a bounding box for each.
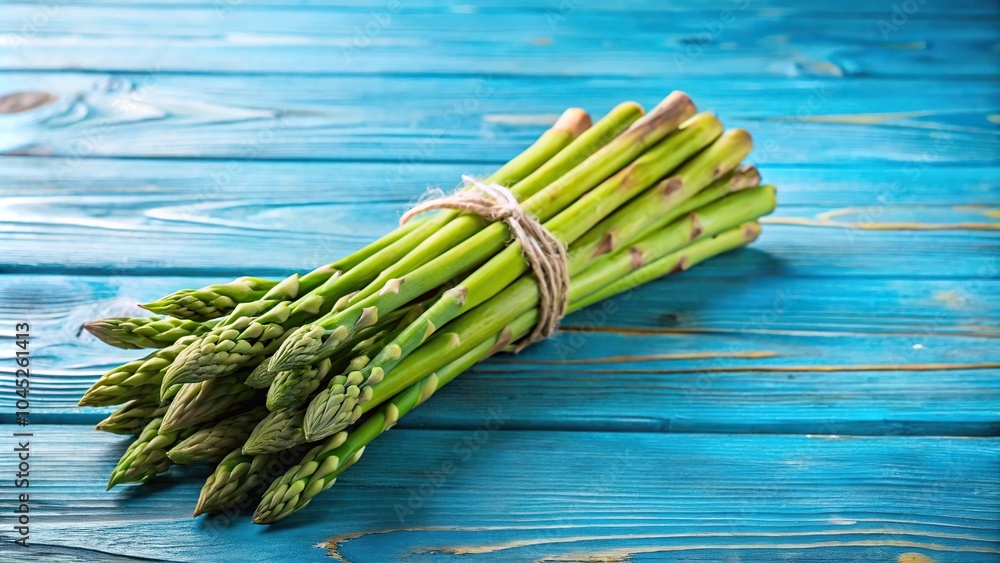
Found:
[5,0,996,15]
[5,426,998,561]
[2,7,997,76]
[0,191,996,276]
[2,157,996,207]
[3,273,997,434]
[1,72,997,163]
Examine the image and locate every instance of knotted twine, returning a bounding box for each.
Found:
[400,175,569,352]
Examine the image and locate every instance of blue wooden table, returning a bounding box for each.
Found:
[1,1,998,560]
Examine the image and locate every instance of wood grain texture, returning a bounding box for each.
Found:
[1,273,998,435]
[2,4,998,77]
[1,73,997,163]
[2,426,997,561]
[0,155,997,274]
[5,0,998,14]
[0,0,998,559]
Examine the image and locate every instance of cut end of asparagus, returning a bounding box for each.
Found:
[735,165,761,189]
[627,91,696,135]
[552,107,592,137]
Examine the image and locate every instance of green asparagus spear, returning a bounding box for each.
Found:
[242,407,307,455]
[95,401,167,435]
[79,336,196,407]
[141,276,281,321]
[193,450,277,516]
[159,375,259,434]
[85,316,216,349]
[107,415,198,488]
[193,446,306,516]
[265,299,427,410]
[167,407,268,464]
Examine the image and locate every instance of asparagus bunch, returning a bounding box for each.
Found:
[80,92,776,526]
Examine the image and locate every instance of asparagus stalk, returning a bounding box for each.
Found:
[269,94,697,374]
[242,407,307,455]
[167,407,268,464]
[160,375,259,434]
[107,415,198,488]
[265,359,332,412]
[161,110,593,389]
[347,102,643,308]
[85,316,216,349]
[265,299,426,410]
[193,446,307,516]
[569,187,776,301]
[95,401,167,435]
[251,329,504,523]
[193,450,278,516]
[573,222,764,309]
[141,276,281,321]
[79,336,195,407]
[567,163,759,271]
[253,220,766,523]
[248,327,402,453]
[301,181,773,441]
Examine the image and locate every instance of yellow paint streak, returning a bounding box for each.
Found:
[323,523,1000,560]
[899,553,935,563]
[885,41,928,50]
[559,325,1000,339]
[424,529,995,556]
[794,110,939,125]
[494,350,779,365]
[933,291,967,308]
[541,541,996,561]
[763,217,1000,231]
[473,362,1000,376]
[762,206,1000,231]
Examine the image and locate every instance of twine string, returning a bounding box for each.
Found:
[400,175,569,351]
